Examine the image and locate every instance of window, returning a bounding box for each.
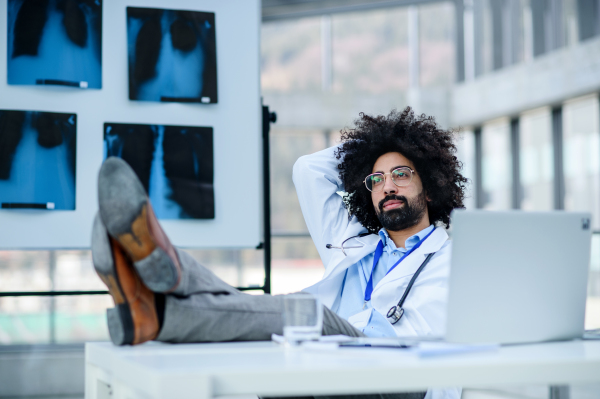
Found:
[577,0,600,41]
[0,250,111,344]
[261,17,322,92]
[0,246,267,344]
[269,127,335,294]
[519,107,554,210]
[455,129,477,210]
[419,1,456,87]
[332,8,409,93]
[563,95,600,229]
[481,118,512,210]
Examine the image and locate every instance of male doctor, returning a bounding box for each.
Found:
[297,107,467,339]
[91,107,466,399]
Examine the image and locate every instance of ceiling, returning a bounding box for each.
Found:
[261,0,451,22]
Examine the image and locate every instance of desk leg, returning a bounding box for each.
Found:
[549,385,569,399]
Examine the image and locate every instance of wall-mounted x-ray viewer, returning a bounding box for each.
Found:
[0,0,259,250]
[0,110,77,211]
[127,7,218,104]
[104,122,214,220]
[7,0,103,89]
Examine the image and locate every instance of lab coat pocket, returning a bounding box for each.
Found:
[407,285,449,336]
[348,308,372,330]
[363,309,398,337]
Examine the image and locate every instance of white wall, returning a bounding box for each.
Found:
[0,0,262,249]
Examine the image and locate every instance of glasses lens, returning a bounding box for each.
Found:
[366,173,385,191]
[391,168,412,186]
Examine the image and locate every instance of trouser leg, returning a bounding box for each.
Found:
[171,248,240,297]
[156,248,365,343]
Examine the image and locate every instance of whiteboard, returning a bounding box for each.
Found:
[0,0,262,249]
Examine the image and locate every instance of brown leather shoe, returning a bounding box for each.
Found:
[97,157,182,293]
[92,214,159,345]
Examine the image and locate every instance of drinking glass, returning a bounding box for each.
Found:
[282,294,323,344]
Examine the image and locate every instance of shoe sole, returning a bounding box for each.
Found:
[98,157,181,293]
[91,214,135,345]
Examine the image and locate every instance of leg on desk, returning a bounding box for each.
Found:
[93,157,363,345]
[156,248,363,342]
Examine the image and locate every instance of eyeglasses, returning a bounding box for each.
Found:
[363,167,415,192]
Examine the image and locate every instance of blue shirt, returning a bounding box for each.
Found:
[334,224,435,337]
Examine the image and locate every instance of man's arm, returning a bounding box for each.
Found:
[292,145,366,268]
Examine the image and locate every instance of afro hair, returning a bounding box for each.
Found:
[335,107,468,233]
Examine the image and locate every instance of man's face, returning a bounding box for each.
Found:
[370,152,428,232]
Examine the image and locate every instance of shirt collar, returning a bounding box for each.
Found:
[378,224,435,253]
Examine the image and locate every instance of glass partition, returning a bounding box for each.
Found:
[563,95,600,229]
[261,17,322,92]
[271,236,323,295]
[332,8,409,93]
[419,1,456,87]
[588,234,600,330]
[481,118,512,210]
[455,129,476,210]
[519,107,553,211]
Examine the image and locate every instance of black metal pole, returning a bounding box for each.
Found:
[474,127,484,209]
[510,118,521,209]
[262,105,276,294]
[454,0,465,83]
[552,106,564,210]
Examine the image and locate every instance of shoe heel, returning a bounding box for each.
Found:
[134,246,179,292]
[107,305,135,346]
[112,203,158,262]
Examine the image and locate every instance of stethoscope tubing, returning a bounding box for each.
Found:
[386,251,436,324]
[327,231,437,325]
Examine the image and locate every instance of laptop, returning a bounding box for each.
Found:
[445,210,592,345]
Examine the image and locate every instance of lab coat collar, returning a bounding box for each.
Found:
[378,225,435,252]
[418,226,448,254]
[374,226,448,289]
[320,227,446,282]
[321,232,379,280]
[305,227,448,308]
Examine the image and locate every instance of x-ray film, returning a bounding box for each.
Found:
[0,110,77,210]
[7,0,102,89]
[127,7,218,103]
[104,123,214,219]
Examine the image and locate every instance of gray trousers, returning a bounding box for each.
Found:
[156,249,363,342]
[155,250,426,399]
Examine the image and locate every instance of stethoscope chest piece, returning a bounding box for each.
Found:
[386,305,404,325]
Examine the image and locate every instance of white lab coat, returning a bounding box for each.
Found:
[293,146,460,399]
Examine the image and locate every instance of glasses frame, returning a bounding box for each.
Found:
[363,167,415,192]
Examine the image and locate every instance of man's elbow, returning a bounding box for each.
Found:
[292,154,310,185]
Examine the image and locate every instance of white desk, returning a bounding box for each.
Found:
[85,340,600,399]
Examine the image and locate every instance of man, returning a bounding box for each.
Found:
[92,107,466,399]
[297,108,466,340]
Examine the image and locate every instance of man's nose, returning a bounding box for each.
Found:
[383,175,397,194]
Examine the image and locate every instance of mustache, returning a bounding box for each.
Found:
[378,195,407,212]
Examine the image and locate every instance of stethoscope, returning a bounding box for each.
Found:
[327,230,436,325]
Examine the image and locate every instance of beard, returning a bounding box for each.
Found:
[376,191,428,232]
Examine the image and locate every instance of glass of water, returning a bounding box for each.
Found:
[282,294,323,345]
